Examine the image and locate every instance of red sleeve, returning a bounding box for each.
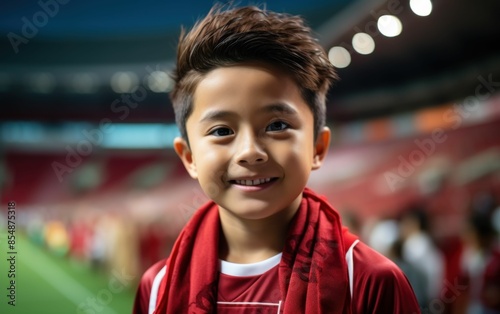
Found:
[351,241,421,314]
[132,259,167,314]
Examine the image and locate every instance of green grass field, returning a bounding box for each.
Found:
[0,231,135,314]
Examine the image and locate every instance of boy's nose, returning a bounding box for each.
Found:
[235,132,268,165]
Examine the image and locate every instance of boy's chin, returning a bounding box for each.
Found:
[218,200,297,221]
[219,203,278,220]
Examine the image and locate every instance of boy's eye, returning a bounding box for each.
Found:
[209,127,233,137]
[266,121,289,132]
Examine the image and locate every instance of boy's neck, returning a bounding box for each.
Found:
[218,197,301,264]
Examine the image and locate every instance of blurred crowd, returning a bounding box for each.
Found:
[19,208,175,285]
[344,191,500,314]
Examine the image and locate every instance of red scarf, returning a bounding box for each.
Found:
[155,188,356,313]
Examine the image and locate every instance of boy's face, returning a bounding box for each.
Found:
[174,63,330,220]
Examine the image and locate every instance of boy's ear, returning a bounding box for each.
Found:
[173,137,198,179]
[312,127,331,170]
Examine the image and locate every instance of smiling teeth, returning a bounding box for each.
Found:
[235,178,271,186]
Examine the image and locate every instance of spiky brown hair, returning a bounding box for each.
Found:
[170,5,337,143]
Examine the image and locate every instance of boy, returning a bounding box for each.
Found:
[134,5,420,314]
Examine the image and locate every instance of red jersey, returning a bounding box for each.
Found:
[217,253,281,313]
[133,238,420,313]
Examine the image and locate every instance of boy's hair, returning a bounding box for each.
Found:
[170,5,338,143]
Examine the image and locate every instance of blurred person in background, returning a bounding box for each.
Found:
[481,248,500,314]
[107,212,140,282]
[400,204,445,302]
[387,239,429,309]
[340,210,362,238]
[68,215,92,261]
[89,214,111,271]
[457,193,500,314]
[44,218,70,256]
[366,217,399,256]
[138,220,167,273]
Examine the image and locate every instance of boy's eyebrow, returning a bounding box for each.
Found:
[199,110,237,123]
[261,103,298,116]
[199,103,298,123]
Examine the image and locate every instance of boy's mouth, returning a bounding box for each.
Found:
[229,177,277,186]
